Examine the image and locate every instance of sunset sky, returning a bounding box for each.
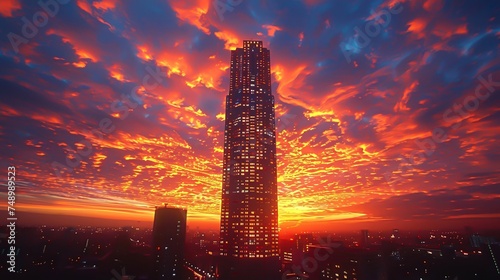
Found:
[0,0,499,232]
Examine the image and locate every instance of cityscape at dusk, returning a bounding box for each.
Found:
[0,0,499,279]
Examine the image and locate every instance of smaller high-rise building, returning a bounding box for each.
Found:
[360,230,370,248]
[153,205,187,280]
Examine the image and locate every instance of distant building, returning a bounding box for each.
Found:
[306,244,380,280]
[391,229,400,240]
[470,234,496,248]
[296,233,315,253]
[360,230,369,248]
[153,205,187,280]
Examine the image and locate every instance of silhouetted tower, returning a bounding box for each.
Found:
[153,205,187,280]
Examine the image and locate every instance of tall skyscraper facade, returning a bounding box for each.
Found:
[218,40,279,279]
[152,205,187,280]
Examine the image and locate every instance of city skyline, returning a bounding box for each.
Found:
[1,0,500,234]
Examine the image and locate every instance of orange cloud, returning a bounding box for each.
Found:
[273,64,313,109]
[31,112,64,125]
[46,29,99,62]
[0,0,21,17]
[407,18,428,39]
[214,31,240,50]
[394,81,419,112]
[136,45,153,61]
[423,0,444,12]
[92,0,118,10]
[432,22,468,39]
[156,52,187,77]
[72,61,87,68]
[108,64,129,82]
[77,0,92,14]
[169,0,211,34]
[262,24,282,37]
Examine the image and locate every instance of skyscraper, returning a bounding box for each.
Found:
[152,205,187,280]
[218,40,279,280]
